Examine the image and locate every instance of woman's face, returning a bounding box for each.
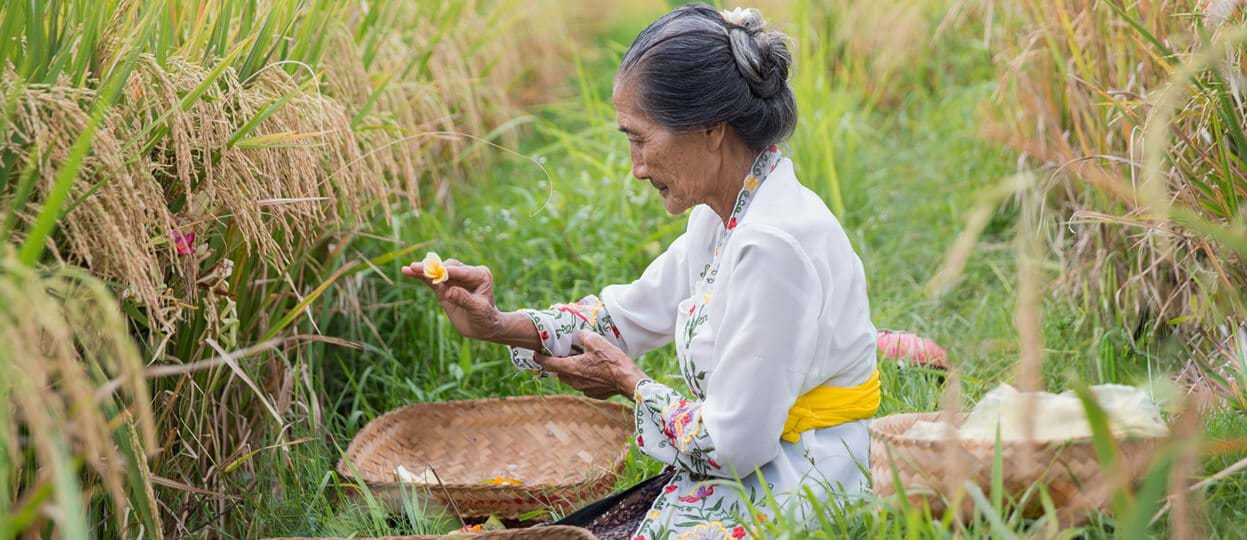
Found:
[614,79,721,215]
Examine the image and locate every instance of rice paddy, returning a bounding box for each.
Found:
[2,0,1247,538]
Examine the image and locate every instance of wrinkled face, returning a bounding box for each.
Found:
[614,79,720,215]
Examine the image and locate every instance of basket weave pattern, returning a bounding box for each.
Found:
[338,396,634,520]
[869,412,1159,523]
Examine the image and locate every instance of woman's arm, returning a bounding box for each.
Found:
[485,310,546,350]
[506,295,629,376]
[506,227,694,375]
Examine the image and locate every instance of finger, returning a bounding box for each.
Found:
[535,353,578,374]
[401,262,425,276]
[401,263,434,286]
[556,373,585,388]
[443,286,483,309]
[444,258,465,266]
[578,330,612,352]
[443,264,491,288]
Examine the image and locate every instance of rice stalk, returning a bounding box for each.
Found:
[321,0,582,206]
[1,80,180,332]
[989,0,1247,360]
[0,247,158,537]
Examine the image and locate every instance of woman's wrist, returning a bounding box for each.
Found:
[488,310,544,350]
[616,368,649,398]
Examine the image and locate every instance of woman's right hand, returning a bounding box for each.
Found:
[401,259,503,341]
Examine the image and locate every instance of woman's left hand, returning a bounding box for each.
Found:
[534,331,648,400]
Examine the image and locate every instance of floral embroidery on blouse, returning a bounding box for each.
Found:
[661,399,705,452]
[674,521,733,540]
[634,379,721,478]
[507,294,625,376]
[627,146,791,538]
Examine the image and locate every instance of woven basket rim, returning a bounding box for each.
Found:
[337,395,633,492]
[869,411,1165,451]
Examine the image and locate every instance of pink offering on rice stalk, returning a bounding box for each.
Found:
[877,330,948,370]
[172,230,196,256]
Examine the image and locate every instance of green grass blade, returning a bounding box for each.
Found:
[0,2,25,70]
[966,482,1017,540]
[16,110,105,265]
[2,144,46,239]
[48,443,89,540]
[991,423,1004,513]
[227,77,317,149]
[1116,445,1175,539]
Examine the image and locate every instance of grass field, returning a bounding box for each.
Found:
[4,1,1247,538]
[249,9,1247,538]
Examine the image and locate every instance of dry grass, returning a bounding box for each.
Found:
[2,81,181,332]
[989,0,1247,360]
[0,247,158,536]
[321,0,582,207]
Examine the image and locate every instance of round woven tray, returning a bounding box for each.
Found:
[338,395,634,520]
[264,525,596,539]
[869,412,1160,524]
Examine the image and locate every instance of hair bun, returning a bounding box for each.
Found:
[722,8,791,99]
[617,3,798,151]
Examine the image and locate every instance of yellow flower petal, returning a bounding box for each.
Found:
[744,175,760,191]
[483,476,524,486]
[422,251,449,284]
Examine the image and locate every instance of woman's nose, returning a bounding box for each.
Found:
[631,162,647,181]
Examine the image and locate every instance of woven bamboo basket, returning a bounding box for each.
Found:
[338,395,633,521]
[264,525,596,539]
[869,412,1160,524]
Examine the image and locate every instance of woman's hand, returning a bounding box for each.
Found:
[401,259,503,341]
[535,331,648,400]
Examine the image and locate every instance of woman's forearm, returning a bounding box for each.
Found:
[487,310,544,350]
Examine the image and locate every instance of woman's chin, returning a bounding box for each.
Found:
[660,196,685,215]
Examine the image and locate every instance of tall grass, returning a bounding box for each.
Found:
[0,0,583,536]
[0,246,157,537]
[989,0,1247,377]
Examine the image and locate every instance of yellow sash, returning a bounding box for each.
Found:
[781,369,880,443]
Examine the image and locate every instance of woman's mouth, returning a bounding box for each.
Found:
[650,180,668,195]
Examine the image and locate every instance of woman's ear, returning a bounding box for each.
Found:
[704,122,728,151]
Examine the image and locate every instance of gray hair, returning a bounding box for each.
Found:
[616,4,796,151]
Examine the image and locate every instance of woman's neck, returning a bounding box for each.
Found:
[707,146,759,226]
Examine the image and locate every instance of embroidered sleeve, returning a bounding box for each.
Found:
[507,295,625,376]
[631,379,734,478]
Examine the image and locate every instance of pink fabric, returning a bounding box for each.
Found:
[877,330,948,369]
[172,230,195,256]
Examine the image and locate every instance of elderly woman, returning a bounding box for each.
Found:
[402,4,877,538]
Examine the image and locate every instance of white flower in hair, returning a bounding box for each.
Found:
[720,7,751,25]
